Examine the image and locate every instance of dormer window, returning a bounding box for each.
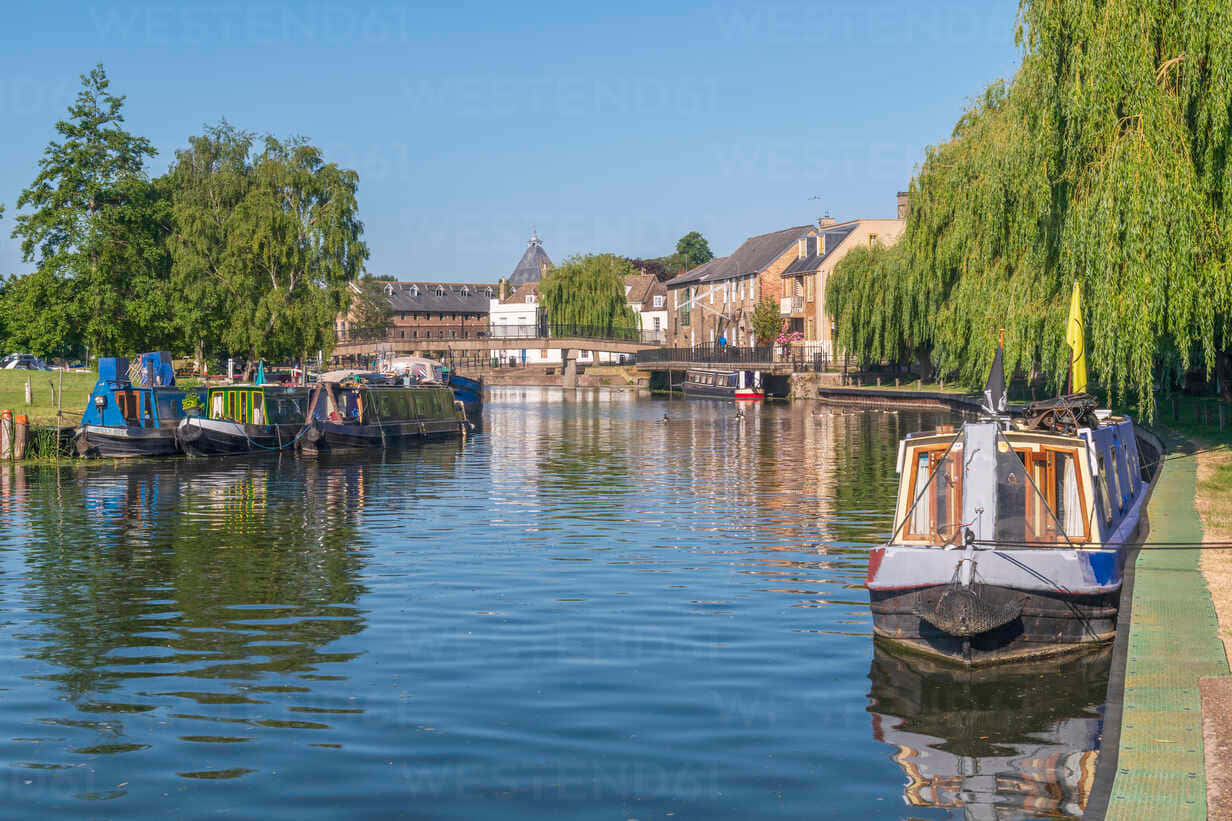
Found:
[653,295,664,308]
[798,238,806,259]
[483,287,493,297]
[525,295,534,304]
[460,286,469,296]
[435,286,445,297]
[410,284,420,296]
[384,284,394,296]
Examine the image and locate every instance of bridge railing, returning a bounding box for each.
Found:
[489,324,660,344]
[636,345,776,365]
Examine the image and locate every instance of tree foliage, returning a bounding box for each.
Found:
[349,277,395,340]
[825,0,1232,417]
[539,253,638,331]
[170,121,369,363]
[674,231,713,270]
[751,297,783,346]
[9,64,174,358]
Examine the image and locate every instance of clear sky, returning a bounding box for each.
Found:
[0,0,1023,282]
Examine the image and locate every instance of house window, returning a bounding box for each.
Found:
[412,330,417,338]
[653,295,664,308]
[526,295,534,304]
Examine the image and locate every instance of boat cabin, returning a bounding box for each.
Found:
[310,383,458,425]
[200,385,312,426]
[81,355,188,430]
[891,416,1147,549]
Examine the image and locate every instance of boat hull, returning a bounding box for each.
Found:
[75,425,180,459]
[869,583,1119,665]
[177,418,301,457]
[681,383,743,400]
[300,417,463,455]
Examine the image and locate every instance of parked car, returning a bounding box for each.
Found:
[1,353,52,371]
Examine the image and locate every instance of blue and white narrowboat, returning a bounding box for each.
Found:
[75,353,190,459]
[866,391,1161,665]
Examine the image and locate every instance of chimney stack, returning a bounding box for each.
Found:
[896,191,910,220]
[818,212,835,228]
[499,278,507,301]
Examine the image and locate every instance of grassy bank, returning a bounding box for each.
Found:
[0,369,96,426]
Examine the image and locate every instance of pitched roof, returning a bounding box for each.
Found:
[361,281,497,313]
[782,221,860,275]
[501,282,540,304]
[624,273,659,306]
[664,225,812,289]
[509,232,552,286]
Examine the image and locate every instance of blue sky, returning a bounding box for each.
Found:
[0,0,1022,282]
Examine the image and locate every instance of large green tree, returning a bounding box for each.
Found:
[825,1,1232,418]
[10,65,174,359]
[674,231,713,270]
[538,253,638,335]
[170,121,369,365]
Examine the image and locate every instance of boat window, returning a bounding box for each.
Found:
[1107,446,1122,513]
[237,391,248,424]
[211,392,224,420]
[904,445,963,542]
[1017,447,1089,543]
[155,394,184,424]
[1096,452,1114,526]
[252,393,265,425]
[116,391,140,426]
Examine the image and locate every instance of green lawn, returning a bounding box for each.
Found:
[0,369,97,426]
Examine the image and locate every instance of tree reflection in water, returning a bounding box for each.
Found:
[868,640,1111,820]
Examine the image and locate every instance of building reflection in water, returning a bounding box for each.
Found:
[868,640,1109,820]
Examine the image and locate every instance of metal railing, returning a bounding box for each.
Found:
[338,323,660,345]
[636,345,776,365]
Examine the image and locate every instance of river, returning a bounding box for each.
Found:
[0,388,1108,819]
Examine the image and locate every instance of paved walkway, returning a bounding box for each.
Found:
[1105,453,1230,818]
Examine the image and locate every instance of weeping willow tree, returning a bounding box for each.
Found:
[538,253,638,334]
[827,0,1232,417]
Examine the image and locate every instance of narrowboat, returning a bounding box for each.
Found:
[75,353,190,459]
[681,368,763,400]
[390,356,484,420]
[177,385,312,457]
[865,388,1161,665]
[299,374,465,455]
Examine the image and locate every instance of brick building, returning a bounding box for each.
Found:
[664,224,820,348]
[332,280,497,364]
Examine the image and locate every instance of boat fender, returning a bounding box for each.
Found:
[74,433,92,457]
[305,425,322,443]
[178,421,202,442]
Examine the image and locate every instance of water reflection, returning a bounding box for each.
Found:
[0,393,1114,818]
[868,640,1109,820]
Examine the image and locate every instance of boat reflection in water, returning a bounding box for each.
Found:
[868,640,1110,820]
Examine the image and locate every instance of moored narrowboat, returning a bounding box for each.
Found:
[75,353,190,459]
[389,356,484,420]
[177,385,312,457]
[681,368,763,400]
[300,375,465,455]
[865,392,1161,665]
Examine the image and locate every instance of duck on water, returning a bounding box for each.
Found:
[865,346,1162,666]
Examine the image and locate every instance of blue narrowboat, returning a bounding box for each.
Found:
[75,353,190,459]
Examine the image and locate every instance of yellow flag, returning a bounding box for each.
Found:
[1066,280,1087,394]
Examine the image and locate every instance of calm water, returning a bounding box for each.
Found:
[0,388,1108,819]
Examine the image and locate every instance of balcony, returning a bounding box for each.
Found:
[780,296,805,317]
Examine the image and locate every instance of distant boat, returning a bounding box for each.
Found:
[177,385,312,457]
[388,355,484,420]
[299,373,465,455]
[681,368,764,401]
[75,353,190,458]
